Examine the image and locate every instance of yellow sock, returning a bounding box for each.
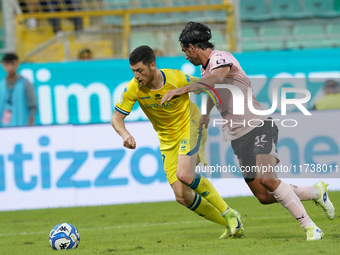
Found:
[187,193,227,227]
[189,173,229,214]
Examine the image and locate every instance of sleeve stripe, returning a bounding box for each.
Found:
[115,106,130,115]
[210,63,233,72]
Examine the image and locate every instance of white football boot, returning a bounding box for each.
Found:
[313,181,335,220]
[304,226,324,241]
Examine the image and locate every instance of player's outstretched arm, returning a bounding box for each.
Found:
[161,66,231,104]
[111,110,136,149]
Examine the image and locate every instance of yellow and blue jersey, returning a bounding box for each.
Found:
[115,69,200,150]
[314,93,340,110]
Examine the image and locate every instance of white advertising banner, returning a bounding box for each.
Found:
[0,110,339,211]
[0,122,174,211]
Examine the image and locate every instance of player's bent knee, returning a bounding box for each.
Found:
[176,172,192,186]
[259,177,280,192]
[259,177,272,187]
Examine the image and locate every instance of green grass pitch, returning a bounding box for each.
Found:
[0,191,339,255]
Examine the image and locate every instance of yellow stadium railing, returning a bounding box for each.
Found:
[15,1,236,62]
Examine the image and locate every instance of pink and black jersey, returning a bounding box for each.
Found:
[201,50,268,141]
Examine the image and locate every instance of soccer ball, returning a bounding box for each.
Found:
[49,223,80,250]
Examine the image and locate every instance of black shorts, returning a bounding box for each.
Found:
[231,118,279,183]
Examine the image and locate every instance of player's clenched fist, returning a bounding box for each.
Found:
[123,134,136,149]
[199,115,210,129]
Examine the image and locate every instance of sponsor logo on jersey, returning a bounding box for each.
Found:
[155,94,162,99]
[216,59,226,65]
[181,139,189,145]
[142,100,178,109]
[139,96,151,99]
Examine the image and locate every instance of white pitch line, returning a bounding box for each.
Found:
[0,220,206,237]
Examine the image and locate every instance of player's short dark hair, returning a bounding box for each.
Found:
[179,22,215,50]
[324,80,339,93]
[2,53,19,62]
[324,80,339,89]
[78,48,92,58]
[129,45,156,66]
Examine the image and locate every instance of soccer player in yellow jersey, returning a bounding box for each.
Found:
[111,45,244,238]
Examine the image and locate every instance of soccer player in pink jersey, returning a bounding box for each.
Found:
[161,22,335,241]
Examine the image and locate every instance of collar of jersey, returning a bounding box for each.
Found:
[160,70,166,85]
[202,58,210,70]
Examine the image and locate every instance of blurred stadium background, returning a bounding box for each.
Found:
[0,0,340,62]
[0,0,340,212]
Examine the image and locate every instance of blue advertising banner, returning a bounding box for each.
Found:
[0,48,339,125]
